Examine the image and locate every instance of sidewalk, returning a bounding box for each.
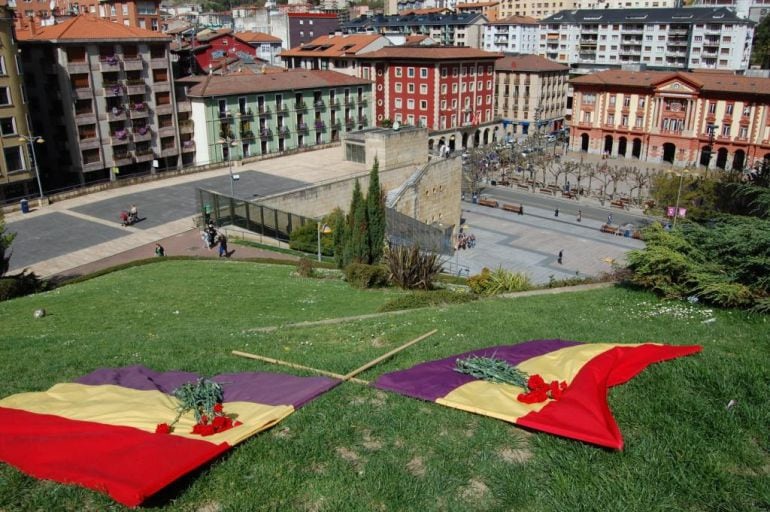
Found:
[51,228,300,282]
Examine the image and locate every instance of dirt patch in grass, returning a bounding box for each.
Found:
[370,336,386,348]
[362,429,383,451]
[406,456,426,477]
[459,478,490,501]
[498,447,533,464]
[272,427,292,439]
[195,501,222,512]
[336,446,364,474]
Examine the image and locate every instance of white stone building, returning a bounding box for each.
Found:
[539,7,754,74]
[482,15,539,53]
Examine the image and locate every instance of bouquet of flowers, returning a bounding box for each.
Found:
[155,378,240,436]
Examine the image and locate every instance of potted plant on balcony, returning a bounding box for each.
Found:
[260,128,271,138]
[298,122,308,132]
[137,125,150,136]
[111,106,123,116]
[106,55,119,66]
[314,120,325,131]
[183,140,194,148]
[112,85,122,96]
[114,129,128,140]
[133,102,146,112]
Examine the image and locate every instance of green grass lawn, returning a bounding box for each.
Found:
[0,260,768,511]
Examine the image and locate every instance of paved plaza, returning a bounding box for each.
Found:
[4,146,648,282]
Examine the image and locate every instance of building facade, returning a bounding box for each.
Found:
[497,0,578,20]
[574,0,678,8]
[482,15,539,53]
[539,8,754,74]
[357,46,502,152]
[569,69,770,170]
[0,5,36,201]
[191,29,267,73]
[494,54,568,138]
[236,31,284,65]
[343,13,487,48]
[280,33,389,77]
[288,12,340,48]
[18,15,181,186]
[13,0,161,31]
[186,69,373,166]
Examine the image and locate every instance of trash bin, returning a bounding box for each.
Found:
[490,180,497,186]
[20,199,29,214]
[624,229,631,238]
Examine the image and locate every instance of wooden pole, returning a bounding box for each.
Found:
[231,350,370,385]
[341,329,437,381]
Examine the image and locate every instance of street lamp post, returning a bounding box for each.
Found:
[706,124,718,174]
[217,137,238,197]
[316,222,331,262]
[671,168,690,228]
[18,135,45,201]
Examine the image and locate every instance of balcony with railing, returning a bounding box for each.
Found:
[134,146,155,162]
[78,130,100,149]
[314,120,326,131]
[104,82,123,97]
[181,139,195,152]
[278,126,290,137]
[241,129,256,141]
[76,109,97,125]
[160,142,177,157]
[314,99,325,110]
[132,125,152,142]
[260,128,273,139]
[329,98,340,109]
[129,102,149,119]
[99,55,121,72]
[124,79,146,95]
[179,120,193,134]
[344,97,355,107]
[111,128,130,145]
[177,100,192,113]
[345,118,355,129]
[258,104,270,116]
[297,122,309,133]
[123,55,143,71]
[112,148,132,165]
[295,101,307,111]
[276,103,288,114]
[66,59,89,74]
[155,103,173,115]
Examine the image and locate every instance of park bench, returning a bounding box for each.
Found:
[502,203,524,215]
[610,199,628,209]
[540,188,555,196]
[562,191,577,199]
[517,183,530,191]
[600,224,619,235]
[499,179,511,187]
[478,198,499,208]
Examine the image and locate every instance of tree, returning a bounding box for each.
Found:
[751,14,770,68]
[349,190,370,264]
[340,179,364,268]
[0,210,15,278]
[366,158,386,263]
[331,207,347,269]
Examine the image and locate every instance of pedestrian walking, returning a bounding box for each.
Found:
[607,213,613,225]
[218,233,228,258]
[558,250,563,265]
[154,243,165,257]
[577,210,582,222]
[554,208,559,217]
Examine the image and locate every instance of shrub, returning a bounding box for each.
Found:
[468,267,532,295]
[0,271,48,302]
[343,263,390,289]
[378,289,478,312]
[383,244,443,290]
[295,257,316,278]
[289,221,333,256]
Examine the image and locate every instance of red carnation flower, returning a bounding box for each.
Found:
[527,374,546,390]
[213,403,224,413]
[200,414,209,425]
[155,423,172,434]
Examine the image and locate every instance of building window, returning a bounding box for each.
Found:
[395,83,402,93]
[441,67,448,78]
[407,67,415,78]
[739,126,748,138]
[582,93,595,105]
[623,96,631,107]
[609,95,616,106]
[0,57,5,76]
[709,102,717,114]
[721,124,730,136]
[582,111,591,123]
[420,100,427,110]
[0,117,15,135]
[441,84,447,94]
[0,87,10,106]
[395,98,402,108]
[726,103,734,115]
[440,100,446,109]
[420,68,428,78]
[639,98,646,108]
[407,99,415,109]
[4,146,23,172]
[395,67,402,77]
[607,114,615,125]
[635,116,643,128]
[742,105,751,116]
[420,84,428,94]
[419,115,427,127]
[407,84,415,93]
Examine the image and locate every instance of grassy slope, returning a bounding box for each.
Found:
[0,260,768,511]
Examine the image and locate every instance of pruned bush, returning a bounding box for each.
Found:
[468,267,532,295]
[295,257,316,278]
[0,271,48,302]
[383,244,443,290]
[289,221,333,256]
[343,263,390,289]
[378,289,478,312]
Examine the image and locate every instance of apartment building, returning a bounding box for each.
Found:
[690,0,770,23]
[494,54,568,138]
[187,69,372,165]
[570,69,770,170]
[539,8,754,74]
[574,0,677,8]
[343,13,487,48]
[12,0,161,31]
[482,15,539,53]
[236,31,283,65]
[0,4,36,201]
[497,0,578,20]
[281,34,389,76]
[18,15,181,186]
[357,46,502,152]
